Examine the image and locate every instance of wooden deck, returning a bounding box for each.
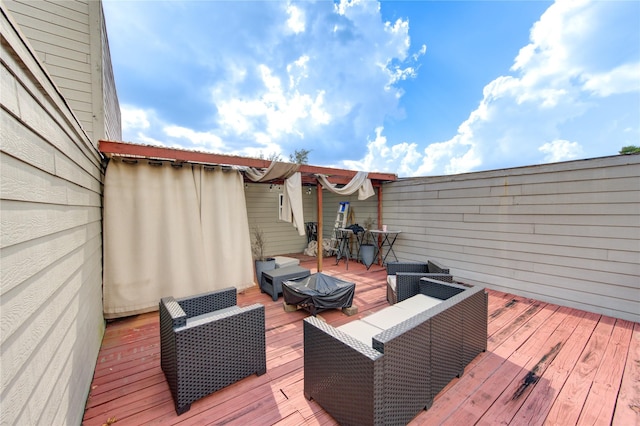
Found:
[82,255,639,425]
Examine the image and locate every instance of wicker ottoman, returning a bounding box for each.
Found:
[261,265,310,301]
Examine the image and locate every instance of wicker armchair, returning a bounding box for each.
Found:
[160,287,266,415]
[304,279,487,425]
[386,260,453,304]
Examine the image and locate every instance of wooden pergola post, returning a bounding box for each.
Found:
[316,183,323,272]
[377,184,383,265]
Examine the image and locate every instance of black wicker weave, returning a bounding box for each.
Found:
[420,277,488,374]
[304,281,487,425]
[159,287,266,415]
[386,260,452,304]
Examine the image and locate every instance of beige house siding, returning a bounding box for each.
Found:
[382,155,640,323]
[243,182,381,259]
[244,182,313,257]
[92,0,120,141]
[1,6,104,425]
[4,0,121,143]
[320,190,379,238]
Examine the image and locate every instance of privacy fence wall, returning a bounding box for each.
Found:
[382,155,640,323]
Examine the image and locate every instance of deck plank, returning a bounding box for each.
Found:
[578,319,634,425]
[477,307,589,425]
[511,311,601,425]
[544,315,614,425]
[612,321,640,425]
[82,255,635,426]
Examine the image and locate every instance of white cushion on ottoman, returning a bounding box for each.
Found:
[274,256,300,268]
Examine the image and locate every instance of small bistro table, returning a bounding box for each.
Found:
[367,229,402,265]
[335,228,365,270]
[261,265,311,301]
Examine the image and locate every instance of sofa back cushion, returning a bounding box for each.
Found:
[186,306,241,326]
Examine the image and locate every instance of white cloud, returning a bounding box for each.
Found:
[582,62,640,97]
[163,126,224,149]
[286,4,305,34]
[202,0,422,161]
[343,127,421,176]
[121,105,150,133]
[349,0,639,176]
[214,63,331,141]
[539,139,584,163]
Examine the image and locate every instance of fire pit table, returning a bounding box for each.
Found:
[282,273,356,316]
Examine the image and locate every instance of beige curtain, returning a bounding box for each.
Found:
[281,172,305,236]
[316,171,375,200]
[103,159,254,319]
[244,161,300,182]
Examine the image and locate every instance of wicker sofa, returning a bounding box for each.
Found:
[304,279,487,426]
[160,287,266,415]
[386,260,453,304]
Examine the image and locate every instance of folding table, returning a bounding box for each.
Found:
[368,229,401,265]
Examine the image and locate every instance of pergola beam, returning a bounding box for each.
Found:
[98,140,397,184]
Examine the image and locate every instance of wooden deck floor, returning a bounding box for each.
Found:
[83,255,639,425]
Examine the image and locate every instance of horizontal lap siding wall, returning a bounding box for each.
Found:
[93,0,121,141]
[1,6,104,426]
[320,190,379,240]
[5,0,121,143]
[382,156,640,323]
[244,183,314,256]
[244,183,381,257]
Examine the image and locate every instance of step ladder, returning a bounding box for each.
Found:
[329,202,349,253]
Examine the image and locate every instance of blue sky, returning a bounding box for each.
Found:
[103,0,640,177]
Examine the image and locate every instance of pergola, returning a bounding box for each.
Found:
[98,140,398,271]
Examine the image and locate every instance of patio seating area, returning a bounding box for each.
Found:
[82,255,638,425]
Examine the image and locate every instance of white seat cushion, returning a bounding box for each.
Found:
[337,320,384,347]
[387,274,396,291]
[361,306,419,330]
[338,294,443,347]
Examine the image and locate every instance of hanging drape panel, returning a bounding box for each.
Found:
[244,161,300,182]
[197,165,255,287]
[245,162,305,236]
[103,159,254,319]
[316,171,375,200]
[282,172,306,236]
